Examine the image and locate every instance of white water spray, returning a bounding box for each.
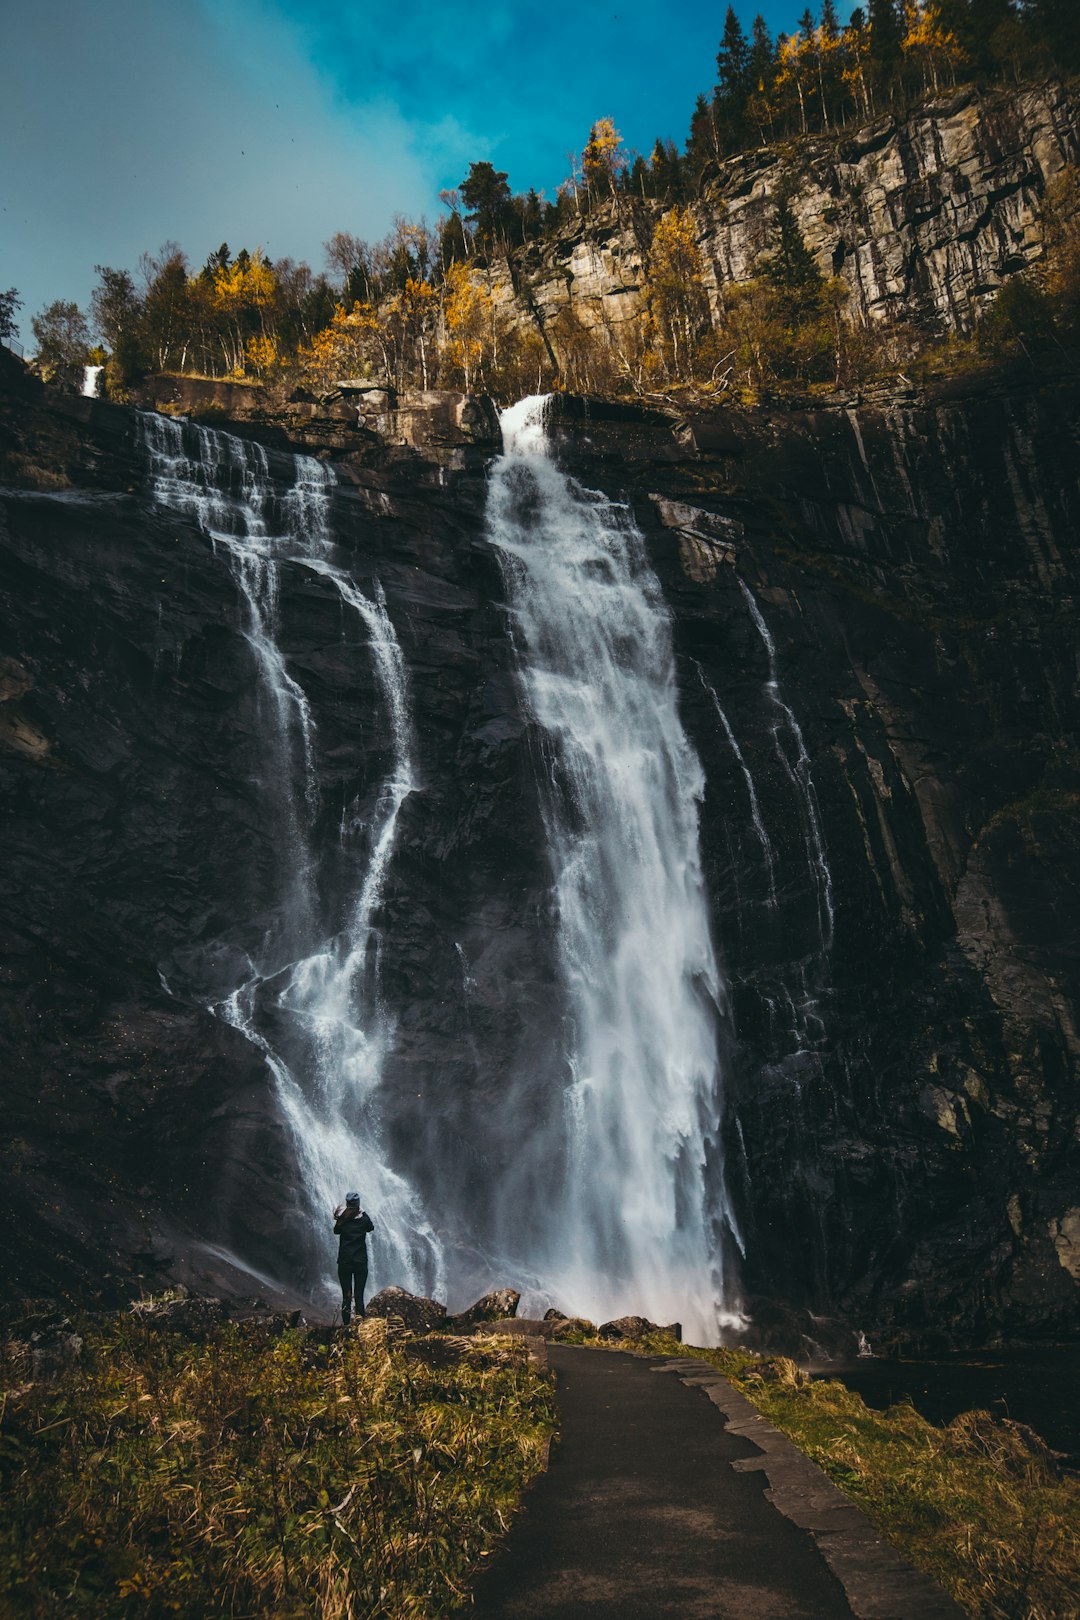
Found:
[738,580,834,952]
[489,397,741,1342]
[139,412,441,1303]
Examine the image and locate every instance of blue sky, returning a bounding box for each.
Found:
[2,0,847,345]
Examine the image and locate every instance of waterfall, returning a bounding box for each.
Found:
[695,661,777,908]
[738,580,834,953]
[488,397,740,1343]
[82,364,103,398]
[137,412,442,1305]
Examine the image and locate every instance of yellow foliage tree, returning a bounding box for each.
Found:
[775,30,816,135]
[441,263,494,392]
[582,117,627,201]
[645,206,711,381]
[841,18,875,119]
[296,301,384,394]
[902,1,965,94]
[213,250,279,375]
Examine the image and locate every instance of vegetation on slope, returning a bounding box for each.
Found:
[15,3,1080,405]
[0,1304,555,1619]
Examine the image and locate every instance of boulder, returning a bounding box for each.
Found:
[454,1288,521,1326]
[366,1286,447,1333]
[598,1315,682,1342]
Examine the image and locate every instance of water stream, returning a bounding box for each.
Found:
[138,412,442,1304]
[488,397,741,1342]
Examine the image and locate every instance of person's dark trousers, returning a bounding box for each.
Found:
[338,1261,368,1324]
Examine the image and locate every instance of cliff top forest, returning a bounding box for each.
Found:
[6,0,1080,410]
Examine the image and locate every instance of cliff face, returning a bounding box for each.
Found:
[1,353,1077,1348]
[488,79,1080,353]
[555,384,1080,1347]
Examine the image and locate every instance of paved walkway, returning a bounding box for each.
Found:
[471,1346,964,1620]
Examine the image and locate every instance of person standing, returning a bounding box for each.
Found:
[333,1192,374,1325]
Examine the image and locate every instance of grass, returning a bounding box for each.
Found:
[0,1306,556,1618]
[6,1303,1077,1619]
[582,1330,1080,1620]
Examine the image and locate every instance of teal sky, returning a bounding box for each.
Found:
[2,0,852,345]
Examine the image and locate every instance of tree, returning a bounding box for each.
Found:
[764,191,824,303]
[141,245,192,372]
[91,265,141,348]
[459,162,512,249]
[868,0,904,82]
[650,138,685,201]
[583,117,628,201]
[31,300,91,389]
[901,1,965,93]
[747,15,779,140]
[442,262,495,391]
[717,6,751,101]
[0,287,21,345]
[715,6,752,147]
[645,206,712,379]
[775,28,816,134]
[842,11,876,117]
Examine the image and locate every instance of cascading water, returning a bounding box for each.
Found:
[738,579,834,953]
[695,661,777,909]
[488,397,741,1343]
[138,412,442,1303]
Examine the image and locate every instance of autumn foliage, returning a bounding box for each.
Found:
[28,2,1080,406]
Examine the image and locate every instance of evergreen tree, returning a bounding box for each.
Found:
[717,6,751,101]
[746,14,778,140]
[0,287,23,345]
[1030,0,1080,69]
[686,93,720,178]
[868,0,904,76]
[650,138,685,201]
[764,192,823,302]
[459,162,512,248]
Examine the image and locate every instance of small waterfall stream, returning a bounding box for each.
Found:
[138,412,442,1304]
[488,397,741,1342]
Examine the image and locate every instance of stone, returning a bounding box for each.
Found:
[453,1288,521,1325]
[366,1287,447,1333]
[598,1316,681,1341]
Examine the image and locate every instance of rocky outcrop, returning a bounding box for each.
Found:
[1,358,1078,1350]
[486,78,1080,352]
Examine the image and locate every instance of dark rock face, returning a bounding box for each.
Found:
[1,362,1078,1349]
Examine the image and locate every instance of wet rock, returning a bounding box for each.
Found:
[453,1287,521,1326]
[366,1287,447,1333]
[598,1316,682,1342]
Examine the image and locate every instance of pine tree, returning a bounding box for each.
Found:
[868,0,904,77]
[717,6,751,102]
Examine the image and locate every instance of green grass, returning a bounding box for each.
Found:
[586,1332,1080,1620]
[0,1309,555,1618]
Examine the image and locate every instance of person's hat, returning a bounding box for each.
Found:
[346,1191,361,1205]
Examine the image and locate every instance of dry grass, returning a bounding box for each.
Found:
[0,1309,555,1618]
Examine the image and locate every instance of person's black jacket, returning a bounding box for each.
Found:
[334,1207,374,1266]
